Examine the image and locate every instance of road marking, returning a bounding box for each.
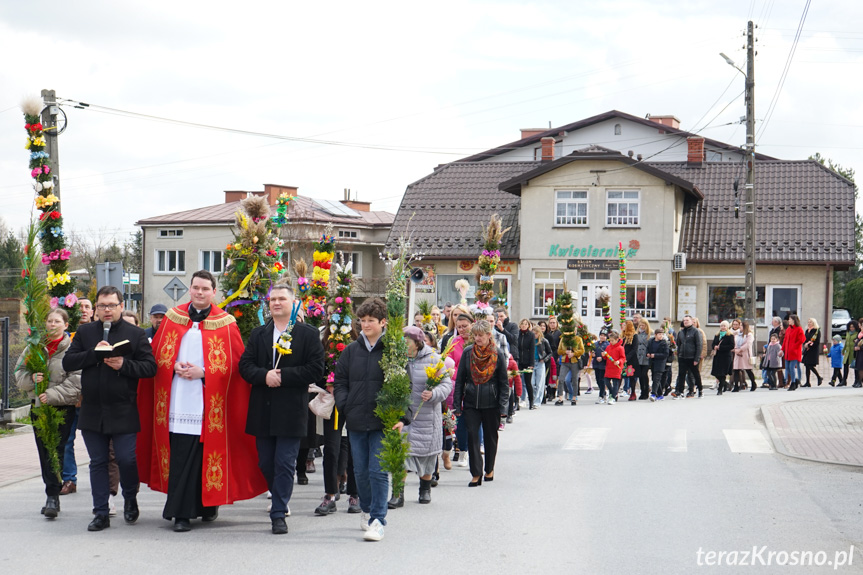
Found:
[723,429,774,453]
[669,429,687,452]
[563,428,610,450]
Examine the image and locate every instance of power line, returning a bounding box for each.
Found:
[757,0,811,142]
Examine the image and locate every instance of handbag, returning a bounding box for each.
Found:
[308,384,335,419]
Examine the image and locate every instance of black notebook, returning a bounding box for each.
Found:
[95,340,131,358]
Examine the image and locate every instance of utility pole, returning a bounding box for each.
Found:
[744,21,757,344]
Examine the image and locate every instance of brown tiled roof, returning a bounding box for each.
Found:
[458,110,778,163]
[136,195,394,227]
[653,160,856,266]
[386,162,540,258]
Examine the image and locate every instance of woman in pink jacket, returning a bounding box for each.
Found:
[732,320,757,392]
[782,314,806,391]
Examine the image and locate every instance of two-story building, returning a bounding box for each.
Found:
[136,184,394,315]
[388,111,856,342]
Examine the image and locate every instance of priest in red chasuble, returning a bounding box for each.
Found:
[137,270,266,532]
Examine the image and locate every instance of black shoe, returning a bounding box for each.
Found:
[829,380,836,387]
[750,384,757,392]
[296,473,309,485]
[803,382,811,388]
[387,494,404,509]
[201,507,218,522]
[854,383,862,388]
[818,377,824,386]
[306,460,316,474]
[173,518,191,532]
[123,497,139,524]
[314,447,323,458]
[505,415,513,424]
[430,472,439,488]
[571,399,577,405]
[271,517,288,535]
[529,405,537,410]
[88,515,110,532]
[468,477,482,487]
[44,495,59,519]
[418,479,432,504]
[315,496,337,515]
[698,390,703,398]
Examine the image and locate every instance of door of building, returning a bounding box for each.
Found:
[578,275,611,336]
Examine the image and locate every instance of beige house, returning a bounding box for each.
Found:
[136,184,394,316]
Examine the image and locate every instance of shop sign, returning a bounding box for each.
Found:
[549,239,640,259]
[459,260,474,271]
[459,259,516,273]
[566,259,618,271]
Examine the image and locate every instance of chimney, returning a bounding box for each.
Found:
[263,184,298,205]
[647,114,681,130]
[224,190,247,203]
[340,199,371,212]
[687,137,705,167]
[540,137,555,162]
[520,128,546,140]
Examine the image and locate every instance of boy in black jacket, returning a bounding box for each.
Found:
[646,328,669,401]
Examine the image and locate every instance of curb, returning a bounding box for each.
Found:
[760,395,863,468]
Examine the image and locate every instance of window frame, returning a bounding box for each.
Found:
[338,250,362,278]
[157,228,184,238]
[554,190,589,227]
[155,249,186,274]
[606,189,641,227]
[532,270,566,317]
[623,271,658,320]
[707,285,768,326]
[199,249,225,274]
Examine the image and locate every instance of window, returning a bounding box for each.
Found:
[158,229,183,238]
[614,123,621,135]
[606,190,640,226]
[338,230,358,239]
[156,250,185,273]
[707,285,767,325]
[200,250,224,274]
[555,190,588,226]
[533,270,566,316]
[625,271,658,319]
[338,251,362,277]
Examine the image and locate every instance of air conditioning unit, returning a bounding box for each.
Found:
[673,252,687,271]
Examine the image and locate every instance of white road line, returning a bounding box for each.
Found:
[563,428,610,450]
[669,429,688,452]
[723,429,774,453]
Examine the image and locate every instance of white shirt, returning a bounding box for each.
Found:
[169,321,205,435]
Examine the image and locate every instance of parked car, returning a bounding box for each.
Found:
[832,308,852,338]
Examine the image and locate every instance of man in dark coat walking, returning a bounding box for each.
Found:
[493,307,519,363]
[63,286,157,532]
[239,284,324,534]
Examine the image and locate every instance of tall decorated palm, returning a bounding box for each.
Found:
[474,214,509,313]
[219,194,288,341]
[376,235,421,496]
[324,259,354,387]
[306,226,335,327]
[556,286,577,352]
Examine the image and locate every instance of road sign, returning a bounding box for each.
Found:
[97,262,124,291]
[163,277,188,302]
[124,273,140,285]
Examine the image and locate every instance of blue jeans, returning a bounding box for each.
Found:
[81,430,138,516]
[256,436,300,519]
[62,407,79,483]
[786,360,801,383]
[349,430,388,525]
[532,361,546,404]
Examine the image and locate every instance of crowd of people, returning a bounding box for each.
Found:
[14,275,857,541]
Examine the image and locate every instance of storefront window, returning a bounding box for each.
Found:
[533,270,566,316]
[624,271,657,319]
[437,274,476,308]
[708,286,767,325]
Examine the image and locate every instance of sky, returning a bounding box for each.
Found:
[0,0,860,247]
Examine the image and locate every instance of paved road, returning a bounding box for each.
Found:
[2,387,862,574]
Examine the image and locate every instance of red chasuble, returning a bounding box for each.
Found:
[137,303,267,505]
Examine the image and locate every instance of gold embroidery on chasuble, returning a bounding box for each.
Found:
[155,389,168,426]
[208,393,225,433]
[206,452,224,491]
[157,331,179,369]
[159,445,170,483]
[207,335,228,375]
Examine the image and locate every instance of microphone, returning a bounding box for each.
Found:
[103,321,112,342]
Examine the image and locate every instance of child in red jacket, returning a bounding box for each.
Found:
[602,331,626,404]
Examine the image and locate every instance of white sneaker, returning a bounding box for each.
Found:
[267,490,272,499]
[363,519,385,541]
[361,512,369,531]
[108,495,117,516]
[456,454,468,468]
[595,398,606,404]
[608,397,616,405]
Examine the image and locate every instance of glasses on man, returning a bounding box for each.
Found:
[96,303,121,310]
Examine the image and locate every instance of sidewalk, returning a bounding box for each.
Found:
[761,394,863,467]
[0,427,90,487]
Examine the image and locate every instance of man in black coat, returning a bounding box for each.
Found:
[493,306,519,363]
[239,284,324,535]
[672,315,703,398]
[62,286,157,532]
